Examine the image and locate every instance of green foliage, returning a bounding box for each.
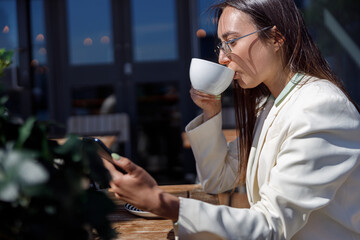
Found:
[0,48,13,77]
[0,96,117,239]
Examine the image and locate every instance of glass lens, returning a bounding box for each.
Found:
[215,42,230,56]
[214,44,221,56]
[224,42,231,55]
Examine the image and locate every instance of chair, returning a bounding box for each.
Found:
[67,113,131,157]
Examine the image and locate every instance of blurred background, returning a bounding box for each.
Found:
[1,0,359,184]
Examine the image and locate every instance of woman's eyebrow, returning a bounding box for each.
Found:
[220,31,240,40]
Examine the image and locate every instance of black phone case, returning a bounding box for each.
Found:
[83,137,127,174]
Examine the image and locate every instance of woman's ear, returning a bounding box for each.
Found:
[271,26,285,51]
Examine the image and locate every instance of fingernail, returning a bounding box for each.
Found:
[111,153,121,161]
[215,94,221,100]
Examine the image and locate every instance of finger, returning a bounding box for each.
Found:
[190,88,212,97]
[102,159,123,179]
[110,181,123,193]
[109,183,133,204]
[191,88,221,100]
[109,182,124,198]
[191,91,213,101]
[111,152,121,160]
[113,157,137,174]
[191,93,221,103]
[114,193,122,199]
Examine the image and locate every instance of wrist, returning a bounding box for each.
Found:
[203,109,220,122]
[151,189,180,221]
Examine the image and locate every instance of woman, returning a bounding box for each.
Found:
[104,0,360,239]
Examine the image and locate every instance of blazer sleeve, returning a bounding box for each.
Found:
[185,112,240,193]
[178,84,360,239]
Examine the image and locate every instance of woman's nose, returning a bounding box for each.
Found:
[218,50,231,65]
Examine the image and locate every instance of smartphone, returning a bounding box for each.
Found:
[83,137,127,174]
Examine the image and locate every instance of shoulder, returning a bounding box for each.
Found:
[289,76,359,119]
[277,76,360,135]
[296,76,347,102]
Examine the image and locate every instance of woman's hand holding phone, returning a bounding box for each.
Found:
[104,156,179,221]
[83,137,179,220]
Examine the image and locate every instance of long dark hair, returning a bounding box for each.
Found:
[210,0,360,185]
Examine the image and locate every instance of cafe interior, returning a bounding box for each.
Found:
[1,0,359,188]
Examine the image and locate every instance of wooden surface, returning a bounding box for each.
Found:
[107,184,249,239]
[107,184,207,240]
[182,129,237,148]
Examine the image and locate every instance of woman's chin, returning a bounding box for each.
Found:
[235,77,260,89]
[236,79,250,89]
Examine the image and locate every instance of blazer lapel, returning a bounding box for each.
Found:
[251,104,283,202]
[246,96,274,204]
[247,75,310,203]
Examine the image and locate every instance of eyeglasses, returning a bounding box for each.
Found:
[214,26,273,57]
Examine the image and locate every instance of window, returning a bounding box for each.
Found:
[299,0,360,104]
[31,0,49,120]
[66,0,114,65]
[0,0,18,63]
[131,0,178,62]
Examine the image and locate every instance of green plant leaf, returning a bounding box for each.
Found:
[84,190,117,239]
[18,160,49,185]
[15,117,37,149]
[0,181,18,201]
[54,134,81,155]
[0,100,116,239]
[0,48,13,77]
[0,95,8,105]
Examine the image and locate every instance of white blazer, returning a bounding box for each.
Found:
[179,75,360,239]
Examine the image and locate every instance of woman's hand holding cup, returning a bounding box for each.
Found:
[190,86,222,122]
[189,58,234,122]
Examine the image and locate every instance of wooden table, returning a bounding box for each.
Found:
[107,184,249,239]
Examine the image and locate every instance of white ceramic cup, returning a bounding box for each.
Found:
[189,58,235,95]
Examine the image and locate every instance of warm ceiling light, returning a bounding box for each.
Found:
[38,47,47,55]
[31,59,39,67]
[196,29,207,38]
[83,38,93,46]
[36,34,45,42]
[2,25,9,33]
[100,36,110,44]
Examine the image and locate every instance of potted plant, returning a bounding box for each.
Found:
[0,48,117,239]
